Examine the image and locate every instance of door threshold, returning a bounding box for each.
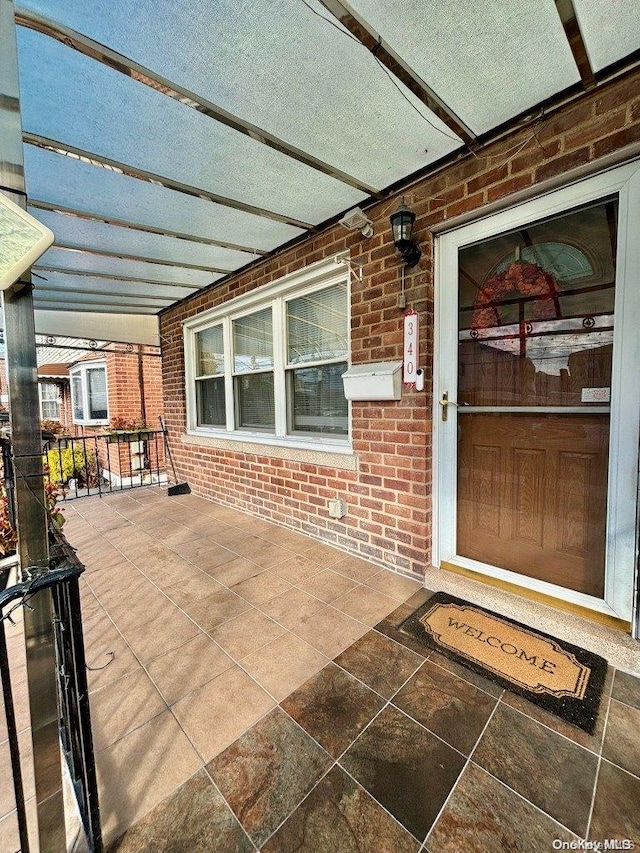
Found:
[440,561,631,633]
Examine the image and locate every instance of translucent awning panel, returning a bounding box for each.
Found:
[35,247,219,288]
[33,271,198,302]
[342,0,580,134]
[17,0,462,187]
[17,26,366,225]
[24,146,304,252]
[29,208,259,271]
[572,0,640,72]
[32,295,161,315]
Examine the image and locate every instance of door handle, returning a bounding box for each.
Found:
[439,391,458,421]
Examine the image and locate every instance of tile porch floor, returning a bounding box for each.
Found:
[0,486,639,852]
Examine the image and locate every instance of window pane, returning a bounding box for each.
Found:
[457,199,617,407]
[289,363,348,435]
[287,284,348,365]
[42,400,60,420]
[235,373,274,430]
[87,367,108,419]
[71,374,84,420]
[196,325,224,376]
[41,382,58,401]
[196,377,226,426]
[233,308,273,373]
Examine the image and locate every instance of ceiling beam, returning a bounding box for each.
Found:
[315,0,475,144]
[16,8,382,199]
[51,243,231,273]
[33,284,185,302]
[554,0,596,90]
[33,297,162,313]
[29,199,267,255]
[33,266,206,289]
[23,134,316,231]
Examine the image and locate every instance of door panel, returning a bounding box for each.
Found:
[454,199,617,599]
[458,413,608,598]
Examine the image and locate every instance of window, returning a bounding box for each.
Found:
[70,362,108,424]
[39,382,60,421]
[186,260,350,448]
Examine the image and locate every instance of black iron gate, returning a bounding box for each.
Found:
[0,440,103,852]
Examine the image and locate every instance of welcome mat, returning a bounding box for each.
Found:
[400,592,608,734]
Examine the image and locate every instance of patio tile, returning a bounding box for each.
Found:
[86,635,142,694]
[365,568,422,601]
[472,703,598,837]
[262,764,420,853]
[232,538,294,570]
[299,540,344,566]
[334,629,423,699]
[104,770,254,853]
[171,665,275,761]
[290,606,369,658]
[426,761,578,853]
[426,650,504,699]
[207,707,332,847]
[95,710,202,844]
[331,555,381,582]
[90,669,166,752]
[240,633,329,702]
[145,633,234,705]
[258,527,315,553]
[208,608,285,660]
[173,537,228,564]
[271,554,324,584]
[166,586,251,631]
[103,592,178,633]
[0,729,35,818]
[602,698,640,777]
[588,760,640,844]
[258,586,325,629]
[232,570,293,605]
[281,663,385,758]
[331,585,399,626]
[393,659,497,755]
[341,704,466,843]
[0,799,38,853]
[117,609,201,664]
[612,669,640,710]
[206,556,265,588]
[296,569,358,603]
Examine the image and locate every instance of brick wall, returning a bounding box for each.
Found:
[160,68,640,580]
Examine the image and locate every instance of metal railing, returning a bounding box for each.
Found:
[42,430,166,500]
[0,547,103,853]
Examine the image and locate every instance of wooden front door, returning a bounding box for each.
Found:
[436,165,640,621]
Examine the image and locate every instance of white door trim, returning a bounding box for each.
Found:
[433,160,640,622]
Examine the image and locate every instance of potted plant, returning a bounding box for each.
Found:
[106,417,153,442]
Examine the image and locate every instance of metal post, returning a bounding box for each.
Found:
[0,2,66,849]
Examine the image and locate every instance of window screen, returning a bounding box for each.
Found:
[287,284,348,364]
[87,367,108,420]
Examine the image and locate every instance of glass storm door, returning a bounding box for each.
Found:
[436,165,640,621]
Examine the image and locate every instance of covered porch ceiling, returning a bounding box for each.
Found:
[7,0,640,344]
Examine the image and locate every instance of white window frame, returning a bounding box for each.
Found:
[39,381,60,421]
[184,255,352,453]
[70,360,109,426]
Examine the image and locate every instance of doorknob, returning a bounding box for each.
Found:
[439,390,458,421]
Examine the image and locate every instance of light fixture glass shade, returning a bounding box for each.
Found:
[390,203,415,251]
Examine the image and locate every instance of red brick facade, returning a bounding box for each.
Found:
[160,69,640,580]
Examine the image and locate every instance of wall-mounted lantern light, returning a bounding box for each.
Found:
[390,201,421,267]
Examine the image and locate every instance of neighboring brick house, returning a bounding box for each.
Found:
[160,69,640,629]
[36,345,163,435]
[35,346,164,486]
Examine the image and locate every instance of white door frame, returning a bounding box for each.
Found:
[433,160,640,622]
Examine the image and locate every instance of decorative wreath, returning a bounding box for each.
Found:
[471,261,559,329]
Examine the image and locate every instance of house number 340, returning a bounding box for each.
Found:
[403,310,419,386]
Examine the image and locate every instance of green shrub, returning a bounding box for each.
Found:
[46,445,99,487]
